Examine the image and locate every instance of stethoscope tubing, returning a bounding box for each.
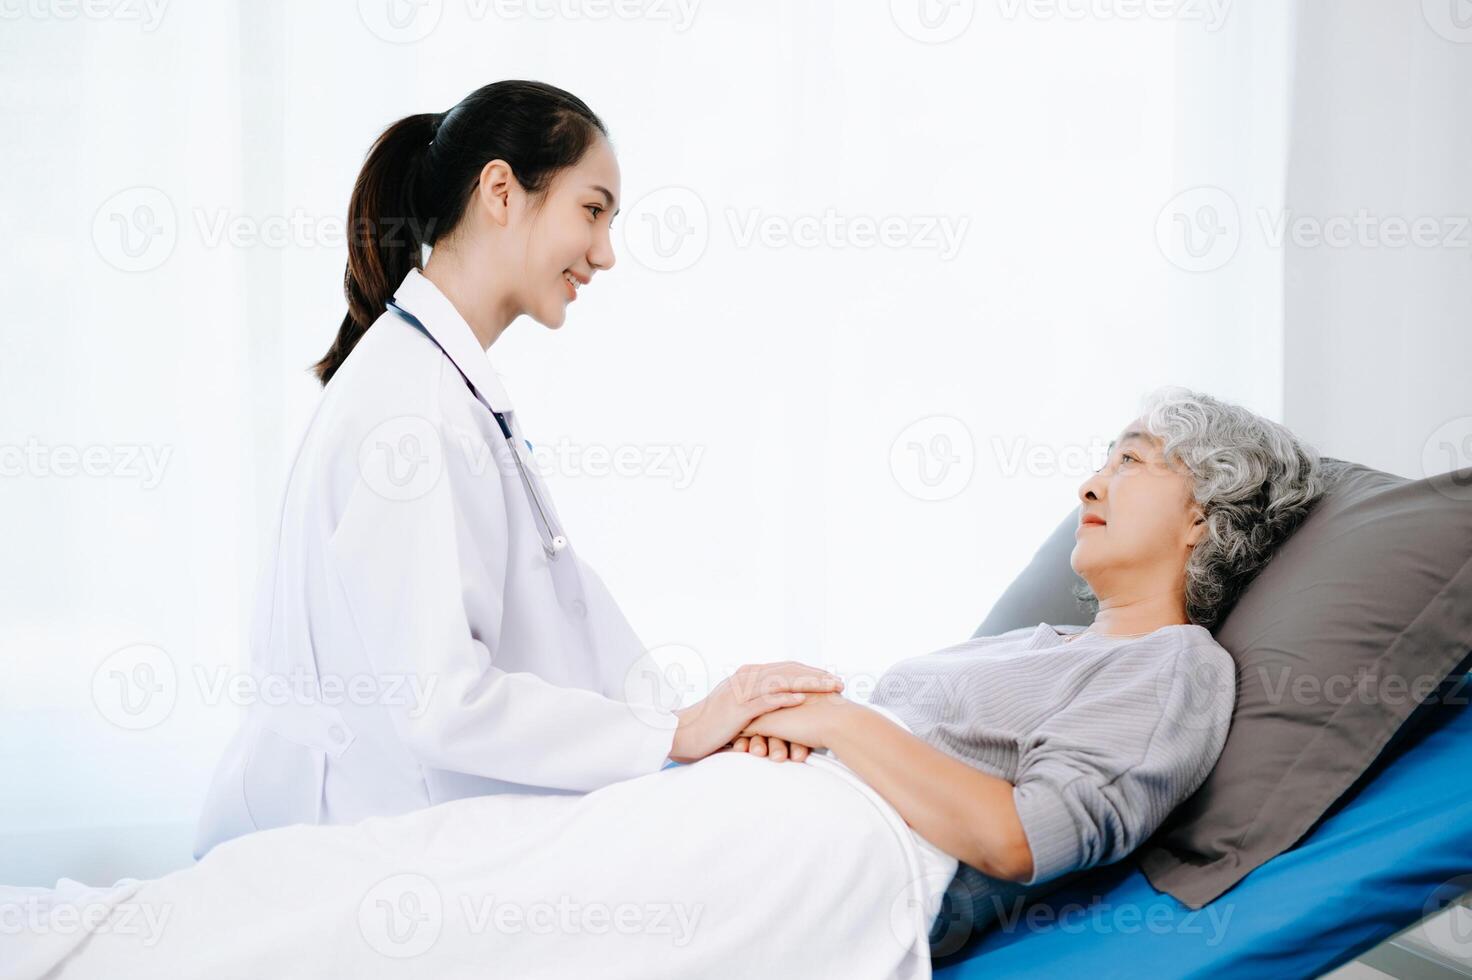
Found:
[384,299,568,558]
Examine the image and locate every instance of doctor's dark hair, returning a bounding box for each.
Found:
[313,80,609,385]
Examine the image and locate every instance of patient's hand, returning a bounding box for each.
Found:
[724,734,812,763]
[735,692,851,755]
[667,661,844,764]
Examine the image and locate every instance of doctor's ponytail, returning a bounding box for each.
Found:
[314,80,609,385]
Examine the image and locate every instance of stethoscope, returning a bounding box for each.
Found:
[385,299,569,559]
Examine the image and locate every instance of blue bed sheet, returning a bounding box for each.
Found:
[934,679,1472,979]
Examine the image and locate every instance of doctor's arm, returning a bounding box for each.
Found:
[328,416,839,791]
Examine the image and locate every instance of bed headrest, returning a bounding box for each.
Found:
[974,457,1472,908]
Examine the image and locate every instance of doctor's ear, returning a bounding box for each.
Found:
[473,159,519,225]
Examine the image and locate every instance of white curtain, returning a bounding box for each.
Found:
[3,0,1441,886]
[1280,0,1472,480]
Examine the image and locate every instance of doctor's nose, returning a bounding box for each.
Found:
[589,232,616,273]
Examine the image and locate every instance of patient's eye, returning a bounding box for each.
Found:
[1121,452,1140,464]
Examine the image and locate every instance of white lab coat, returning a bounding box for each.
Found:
[194,269,679,858]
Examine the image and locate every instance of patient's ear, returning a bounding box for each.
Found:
[1184,508,1208,548]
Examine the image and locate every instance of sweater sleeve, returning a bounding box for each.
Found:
[1010,644,1235,886]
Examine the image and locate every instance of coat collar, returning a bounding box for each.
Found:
[391,267,515,413]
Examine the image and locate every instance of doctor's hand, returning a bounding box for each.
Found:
[667,662,844,764]
[735,691,852,753]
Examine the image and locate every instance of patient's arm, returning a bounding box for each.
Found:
[739,696,1032,882]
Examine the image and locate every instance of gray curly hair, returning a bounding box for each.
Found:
[1074,386,1327,630]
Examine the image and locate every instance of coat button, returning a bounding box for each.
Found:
[329,725,346,744]
[571,599,588,619]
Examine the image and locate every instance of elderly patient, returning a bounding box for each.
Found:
[12,387,1325,978]
[730,385,1323,921]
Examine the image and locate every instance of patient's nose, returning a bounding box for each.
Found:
[1078,471,1106,503]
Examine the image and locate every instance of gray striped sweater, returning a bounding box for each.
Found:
[869,622,1236,929]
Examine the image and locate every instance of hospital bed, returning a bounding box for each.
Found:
[930,482,1472,980]
[932,666,1472,978]
[13,465,1469,978]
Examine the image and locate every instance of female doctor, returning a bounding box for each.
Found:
[194,80,840,856]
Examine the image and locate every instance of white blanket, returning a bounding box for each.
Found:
[4,731,958,979]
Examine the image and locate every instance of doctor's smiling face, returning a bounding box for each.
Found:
[437,137,620,337]
[505,136,620,330]
[317,81,623,381]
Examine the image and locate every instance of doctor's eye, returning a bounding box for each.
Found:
[586,205,605,220]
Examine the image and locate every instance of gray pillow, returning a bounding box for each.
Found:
[975,458,1472,909]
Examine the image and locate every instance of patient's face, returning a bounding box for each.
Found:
[1069,420,1204,593]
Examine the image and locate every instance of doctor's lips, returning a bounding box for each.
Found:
[562,269,590,301]
[1078,512,1107,530]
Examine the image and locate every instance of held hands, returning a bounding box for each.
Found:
[729,691,851,763]
[726,732,811,764]
[667,662,843,764]
[718,693,850,764]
